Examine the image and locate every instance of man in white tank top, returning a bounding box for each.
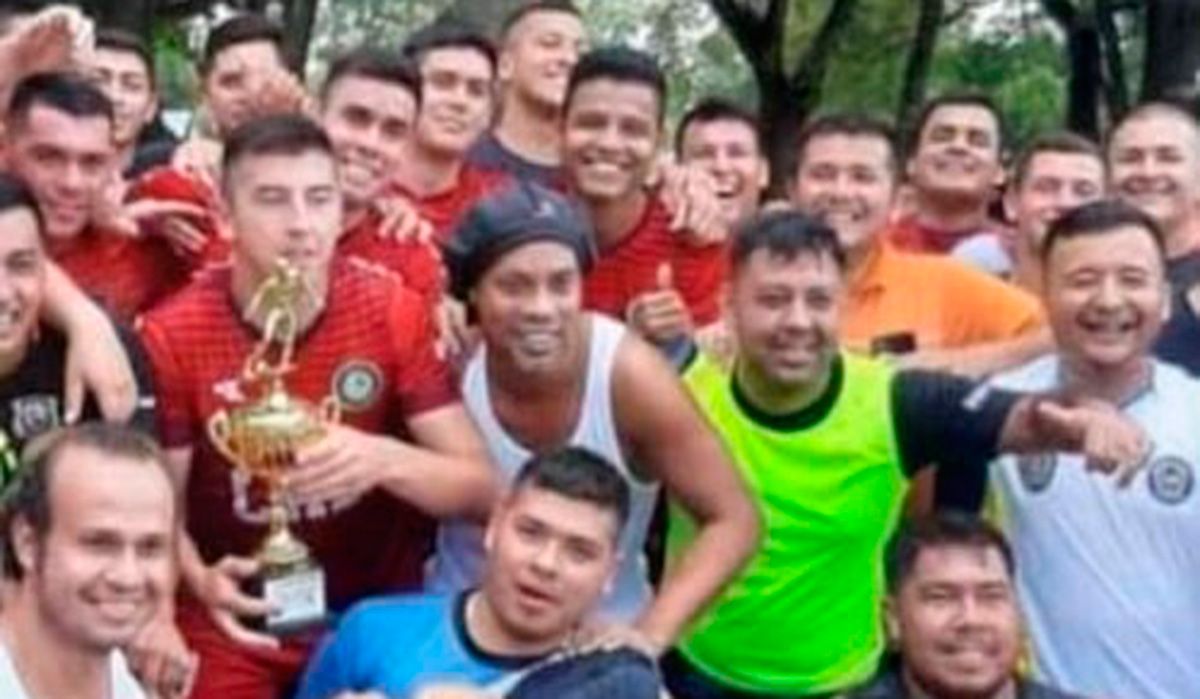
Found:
[434,181,759,656]
[0,424,184,699]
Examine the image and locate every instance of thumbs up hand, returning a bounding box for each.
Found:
[626,263,693,344]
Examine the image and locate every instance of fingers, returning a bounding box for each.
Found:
[212,609,280,649]
[163,217,209,255]
[627,290,692,342]
[62,361,84,425]
[129,199,210,222]
[656,262,674,290]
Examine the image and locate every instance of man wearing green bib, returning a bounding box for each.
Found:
[661,208,1147,698]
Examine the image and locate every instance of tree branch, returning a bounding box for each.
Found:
[897,0,945,131]
[789,0,861,97]
[1096,0,1130,118]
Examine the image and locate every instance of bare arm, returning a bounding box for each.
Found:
[613,336,759,649]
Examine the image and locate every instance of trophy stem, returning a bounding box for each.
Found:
[258,492,312,573]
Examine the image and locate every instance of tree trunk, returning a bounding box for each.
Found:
[281,0,320,74]
[1142,0,1200,108]
[1096,0,1130,120]
[81,0,157,39]
[897,0,944,134]
[1064,16,1102,138]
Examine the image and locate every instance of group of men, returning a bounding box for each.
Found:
[0,1,1193,699]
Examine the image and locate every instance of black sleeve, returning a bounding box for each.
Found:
[891,370,1021,511]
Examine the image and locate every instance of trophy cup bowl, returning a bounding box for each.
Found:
[208,378,340,635]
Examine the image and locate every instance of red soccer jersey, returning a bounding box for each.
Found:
[49,227,188,322]
[139,258,458,609]
[583,194,725,326]
[128,166,232,267]
[391,165,510,245]
[336,209,445,306]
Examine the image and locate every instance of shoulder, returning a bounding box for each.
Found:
[140,266,229,332]
[337,593,454,638]
[1150,359,1200,401]
[990,354,1059,391]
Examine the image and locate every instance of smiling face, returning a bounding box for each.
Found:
[888,545,1020,699]
[1042,223,1167,374]
[1007,150,1106,250]
[1108,110,1200,247]
[474,241,583,375]
[500,9,587,111]
[203,40,287,136]
[482,484,619,643]
[14,445,175,654]
[562,78,661,205]
[680,116,768,227]
[0,206,44,372]
[730,247,843,392]
[908,103,1004,204]
[791,133,896,257]
[88,47,157,147]
[321,74,418,208]
[414,46,494,158]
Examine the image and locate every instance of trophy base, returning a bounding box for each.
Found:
[250,565,328,636]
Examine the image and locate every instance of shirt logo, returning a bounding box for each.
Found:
[1017,453,1057,493]
[9,394,60,441]
[332,360,383,412]
[1147,455,1194,505]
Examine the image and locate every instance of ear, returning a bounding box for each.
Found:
[755,156,770,193]
[498,51,516,85]
[10,517,38,578]
[1002,184,1018,224]
[883,594,901,648]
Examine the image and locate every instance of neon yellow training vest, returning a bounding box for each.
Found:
[670,352,907,695]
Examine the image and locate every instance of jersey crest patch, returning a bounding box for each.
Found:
[1017,453,1057,493]
[9,394,60,441]
[1147,455,1194,505]
[332,360,383,412]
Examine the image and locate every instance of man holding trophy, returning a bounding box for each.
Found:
[137,114,497,699]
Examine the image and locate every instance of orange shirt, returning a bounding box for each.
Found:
[841,241,1042,353]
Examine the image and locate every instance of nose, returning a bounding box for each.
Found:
[780,298,816,331]
[529,539,560,578]
[524,285,558,318]
[1094,275,1123,308]
[104,548,144,590]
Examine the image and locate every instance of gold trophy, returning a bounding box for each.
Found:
[208,259,339,635]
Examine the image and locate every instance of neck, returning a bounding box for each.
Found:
[587,191,649,249]
[115,141,136,174]
[1165,218,1200,261]
[395,140,463,197]
[467,590,566,658]
[1059,353,1152,405]
[913,189,990,233]
[0,336,31,380]
[230,260,327,335]
[494,96,563,167]
[902,666,1017,699]
[735,357,833,416]
[1,588,110,699]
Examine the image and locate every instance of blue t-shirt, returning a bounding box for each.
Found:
[296,593,546,699]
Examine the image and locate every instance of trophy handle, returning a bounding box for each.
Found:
[207,410,244,469]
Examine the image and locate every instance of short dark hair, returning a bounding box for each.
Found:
[675,96,763,157]
[6,72,113,129]
[1,423,169,580]
[501,0,583,41]
[1106,101,1200,160]
[321,47,422,107]
[512,447,630,537]
[402,19,498,76]
[731,208,846,273]
[565,46,666,123]
[1040,198,1166,261]
[201,13,286,78]
[885,512,1015,594]
[95,27,156,88]
[221,114,334,182]
[908,92,1006,159]
[0,173,44,232]
[795,113,899,178]
[1011,130,1103,189]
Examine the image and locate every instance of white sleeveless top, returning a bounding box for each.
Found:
[0,644,147,699]
[428,314,660,621]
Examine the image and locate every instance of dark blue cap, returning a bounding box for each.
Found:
[445,181,596,300]
[505,649,661,699]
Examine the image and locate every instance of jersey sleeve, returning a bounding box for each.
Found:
[136,316,196,448]
[294,615,360,699]
[386,282,459,420]
[672,240,726,327]
[891,370,1018,480]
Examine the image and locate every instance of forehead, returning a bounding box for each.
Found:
[49,447,174,532]
[801,132,892,167]
[0,207,42,251]
[907,545,1011,585]
[420,46,495,81]
[510,9,585,43]
[228,149,338,188]
[92,47,150,77]
[486,240,580,277]
[325,74,417,117]
[737,246,843,286]
[1046,224,1163,270]
[507,486,619,544]
[682,117,758,151]
[1110,111,1200,152]
[1024,150,1104,182]
[567,78,660,120]
[920,103,999,138]
[12,104,111,147]
[210,40,283,76]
